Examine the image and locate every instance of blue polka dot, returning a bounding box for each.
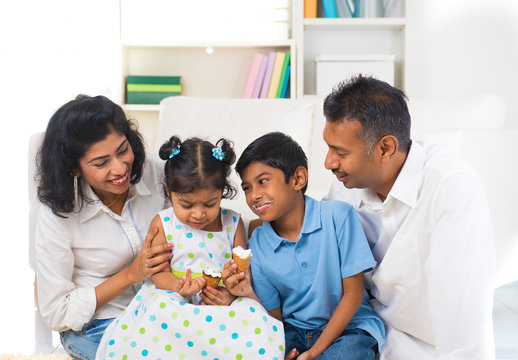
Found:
[233,216,237,222]
[164,216,170,222]
[209,253,213,258]
[142,349,148,356]
[179,261,185,269]
[130,341,137,348]
[187,341,194,347]
[136,295,142,301]
[222,209,228,215]
[193,308,200,315]
[262,316,268,322]
[273,357,279,360]
[149,315,156,321]
[201,350,208,356]
[205,315,213,322]
[134,310,139,316]
[179,301,186,306]
[108,352,115,358]
[198,242,205,248]
[186,232,193,238]
[175,332,181,338]
[231,333,238,339]
[161,323,168,329]
[176,224,182,229]
[259,348,265,355]
[246,341,253,348]
[219,324,226,331]
[108,339,115,345]
[273,325,278,332]
[250,306,256,313]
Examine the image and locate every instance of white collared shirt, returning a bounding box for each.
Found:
[326,141,495,360]
[36,158,167,332]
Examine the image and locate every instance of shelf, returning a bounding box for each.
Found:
[303,17,405,30]
[122,104,160,112]
[121,40,296,50]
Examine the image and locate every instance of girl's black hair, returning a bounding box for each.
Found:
[36,95,146,216]
[159,136,237,199]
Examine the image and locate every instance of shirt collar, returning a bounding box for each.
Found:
[264,195,322,251]
[79,178,152,223]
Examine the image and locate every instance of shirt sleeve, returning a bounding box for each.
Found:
[249,235,281,311]
[334,204,376,279]
[35,206,97,332]
[428,171,495,359]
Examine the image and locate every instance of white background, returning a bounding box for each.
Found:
[0,0,517,354]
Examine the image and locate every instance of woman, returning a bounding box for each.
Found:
[35,95,171,360]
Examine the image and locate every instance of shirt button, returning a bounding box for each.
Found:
[301,262,307,268]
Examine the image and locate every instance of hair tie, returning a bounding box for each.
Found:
[169,145,181,159]
[212,147,225,161]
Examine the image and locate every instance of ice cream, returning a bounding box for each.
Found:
[232,246,252,273]
[202,268,222,288]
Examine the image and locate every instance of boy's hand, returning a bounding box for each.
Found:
[200,286,236,306]
[222,260,254,298]
[176,268,205,296]
[294,351,313,360]
[284,348,299,360]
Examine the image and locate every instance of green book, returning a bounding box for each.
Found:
[127,83,182,93]
[127,92,181,105]
[126,75,181,85]
[276,52,291,98]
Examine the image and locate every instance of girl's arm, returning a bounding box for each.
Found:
[148,215,178,291]
[303,273,365,359]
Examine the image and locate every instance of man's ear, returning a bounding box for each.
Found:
[291,166,308,191]
[377,135,399,162]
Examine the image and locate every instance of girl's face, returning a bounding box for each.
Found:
[77,130,134,199]
[170,187,223,231]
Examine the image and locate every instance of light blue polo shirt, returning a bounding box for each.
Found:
[249,196,385,351]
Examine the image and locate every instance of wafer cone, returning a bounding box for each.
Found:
[233,253,251,273]
[202,272,221,288]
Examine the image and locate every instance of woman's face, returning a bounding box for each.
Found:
[77,130,134,199]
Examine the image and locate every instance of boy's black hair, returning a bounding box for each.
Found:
[235,132,308,194]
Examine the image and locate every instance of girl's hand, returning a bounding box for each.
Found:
[176,268,206,296]
[130,226,172,283]
[222,260,254,298]
[284,348,299,360]
[200,285,237,306]
[294,351,313,360]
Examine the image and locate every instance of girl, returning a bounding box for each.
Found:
[96,136,285,359]
[35,95,171,360]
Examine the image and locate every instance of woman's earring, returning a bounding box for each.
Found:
[74,175,79,206]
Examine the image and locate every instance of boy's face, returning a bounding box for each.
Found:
[240,161,299,223]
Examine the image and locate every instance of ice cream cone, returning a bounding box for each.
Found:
[202,269,221,288]
[233,253,250,273]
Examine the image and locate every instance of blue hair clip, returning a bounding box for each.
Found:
[169,145,181,159]
[212,146,225,161]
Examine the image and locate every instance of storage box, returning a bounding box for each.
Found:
[315,54,395,96]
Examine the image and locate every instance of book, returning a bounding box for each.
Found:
[126,75,181,85]
[127,92,181,105]
[335,0,352,17]
[260,52,277,98]
[252,55,269,98]
[280,65,291,98]
[267,51,286,98]
[127,84,182,93]
[322,0,338,17]
[276,52,291,98]
[304,0,317,18]
[243,53,265,98]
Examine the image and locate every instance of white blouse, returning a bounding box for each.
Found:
[36,158,167,332]
[326,141,495,360]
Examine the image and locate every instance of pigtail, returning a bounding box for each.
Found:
[214,138,236,167]
[159,136,182,161]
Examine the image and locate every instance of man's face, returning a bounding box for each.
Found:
[323,120,381,189]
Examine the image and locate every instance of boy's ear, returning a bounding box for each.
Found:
[291,166,308,191]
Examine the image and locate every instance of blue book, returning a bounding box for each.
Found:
[280,65,291,98]
[322,0,338,17]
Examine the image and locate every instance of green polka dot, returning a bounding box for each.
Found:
[179,354,186,360]
[236,355,243,360]
[237,298,244,303]
[199,262,206,269]
[160,302,166,309]
[218,244,224,250]
[196,329,204,336]
[225,253,231,259]
[177,243,184,249]
[153,336,159,343]
[207,233,214,239]
[216,305,223,310]
[227,226,233,232]
[242,319,249,326]
[254,328,261,334]
[188,253,194,259]
[279,345,284,351]
[165,344,172,351]
[172,312,178,319]
[139,327,146,334]
[167,234,173,240]
[228,310,235,317]
[121,324,128,330]
[183,320,190,327]
[223,346,230,353]
[209,338,216,345]
[123,336,129,342]
[122,355,127,360]
[268,336,273,343]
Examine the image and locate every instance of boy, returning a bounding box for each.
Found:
[223,132,385,359]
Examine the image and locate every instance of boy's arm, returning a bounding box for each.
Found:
[304,273,365,359]
[233,218,247,249]
[268,307,283,322]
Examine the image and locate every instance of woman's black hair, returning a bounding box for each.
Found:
[159,136,237,199]
[36,95,146,216]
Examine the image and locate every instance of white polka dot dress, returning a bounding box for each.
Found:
[96,208,285,360]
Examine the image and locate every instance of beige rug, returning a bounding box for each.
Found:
[0,355,71,360]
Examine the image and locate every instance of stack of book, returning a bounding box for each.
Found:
[243,51,291,99]
[126,75,182,105]
[305,0,360,18]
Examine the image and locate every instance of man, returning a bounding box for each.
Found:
[322,75,495,359]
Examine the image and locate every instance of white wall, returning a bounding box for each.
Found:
[406,0,518,129]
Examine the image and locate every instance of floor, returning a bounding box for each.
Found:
[494,281,518,359]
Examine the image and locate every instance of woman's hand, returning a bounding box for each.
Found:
[176,268,206,296]
[222,260,255,299]
[130,226,173,283]
[200,285,237,306]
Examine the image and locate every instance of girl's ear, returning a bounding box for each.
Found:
[291,166,308,191]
